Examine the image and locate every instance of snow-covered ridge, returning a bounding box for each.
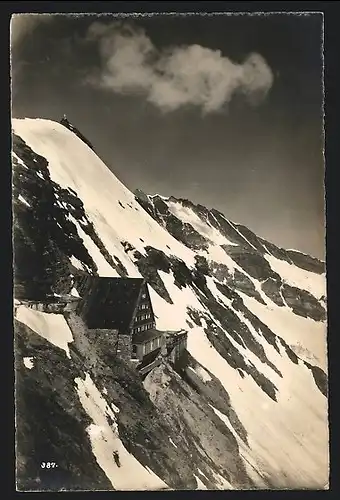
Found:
[12,118,197,271]
[148,194,169,200]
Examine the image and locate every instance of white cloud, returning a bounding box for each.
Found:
[86,21,274,113]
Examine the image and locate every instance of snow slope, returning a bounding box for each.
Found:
[15,305,74,359]
[12,119,196,274]
[166,200,237,247]
[75,373,168,491]
[12,118,328,490]
[264,254,326,300]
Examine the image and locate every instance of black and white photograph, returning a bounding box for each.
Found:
[11,11,328,491]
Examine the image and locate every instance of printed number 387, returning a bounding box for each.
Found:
[41,462,58,469]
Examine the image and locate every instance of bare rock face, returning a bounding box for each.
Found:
[281,284,326,321]
[12,134,128,300]
[223,249,281,282]
[285,249,325,274]
[135,194,325,323]
[144,363,256,490]
[15,319,112,491]
[60,117,95,152]
[261,278,285,307]
[135,193,209,251]
[231,269,266,303]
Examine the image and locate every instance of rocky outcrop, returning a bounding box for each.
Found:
[261,278,285,307]
[12,134,127,300]
[144,363,256,490]
[174,351,249,444]
[133,247,173,304]
[135,193,209,251]
[224,249,281,282]
[136,193,325,281]
[285,249,325,274]
[281,284,326,321]
[15,319,112,491]
[60,117,95,152]
[133,194,326,323]
[303,361,328,397]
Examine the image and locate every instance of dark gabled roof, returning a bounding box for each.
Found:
[138,347,162,369]
[75,276,145,331]
[132,329,163,345]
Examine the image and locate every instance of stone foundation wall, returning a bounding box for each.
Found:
[22,299,80,315]
[24,301,67,313]
[64,311,132,365]
[117,334,132,361]
[89,328,119,351]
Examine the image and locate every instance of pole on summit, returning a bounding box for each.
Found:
[61,114,69,126]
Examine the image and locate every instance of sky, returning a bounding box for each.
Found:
[10,13,325,259]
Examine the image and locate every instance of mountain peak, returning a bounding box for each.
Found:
[60,115,95,151]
